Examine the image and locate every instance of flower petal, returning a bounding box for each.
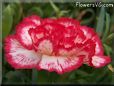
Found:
[37,55,83,74]
[16,15,42,49]
[79,39,95,66]
[29,23,66,53]
[42,18,56,24]
[16,20,37,49]
[92,35,104,55]
[28,26,48,46]
[81,26,104,55]
[55,26,86,52]
[91,55,111,68]
[81,26,96,39]
[4,35,41,69]
[56,17,80,27]
[25,15,42,25]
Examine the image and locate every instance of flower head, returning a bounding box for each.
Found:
[4,15,111,74]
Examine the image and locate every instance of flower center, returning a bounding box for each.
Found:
[37,39,53,55]
[37,39,88,58]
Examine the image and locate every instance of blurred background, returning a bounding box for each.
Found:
[1,0,114,85]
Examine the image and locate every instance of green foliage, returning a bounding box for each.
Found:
[5,70,26,84]
[32,69,39,84]
[96,7,105,37]
[10,2,22,25]
[27,7,43,17]
[2,1,114,85]
[2,5,13,39]
[102,13,111,42]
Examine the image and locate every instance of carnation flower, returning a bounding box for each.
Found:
[4,15,111,74]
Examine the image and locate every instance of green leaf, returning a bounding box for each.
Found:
[111,72,114,84]
[47,72,59,83]
[68,69,90,81]
[95,68,109,82]
[32,69,38,84]
[10,2,22,25]
[2,5,13,39]
[43,4,54,17]
[103,43,112,55]
[49,0,68,18]
[106,33,114,42]
[28,7,43,17]
[5,70,26,84]
[87,68,107,83]
[80,8,95,25]
[96,7,105,37]
[49,0,60,14]
[37,70,50,84]
[58,10,70,17]
[102,13,111,42]
[77,79,87,84]
[69,72,76,80]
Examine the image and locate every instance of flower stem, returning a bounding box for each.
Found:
[32,69,38,84]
